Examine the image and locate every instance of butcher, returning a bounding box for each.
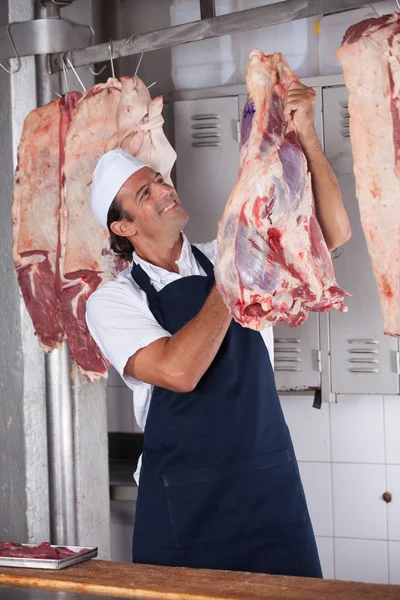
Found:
[86,82,350,577]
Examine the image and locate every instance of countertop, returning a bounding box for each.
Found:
[1,559,400,599]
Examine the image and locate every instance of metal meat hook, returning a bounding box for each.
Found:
[0,24,21,74]
[66,50,87,93]
[109,39,116,79]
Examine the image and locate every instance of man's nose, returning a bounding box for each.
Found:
[155,182,171,199]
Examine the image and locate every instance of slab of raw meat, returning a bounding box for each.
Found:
[215,51,348,330]
[0,541,80,559]
[106,76,177,184]
[61,78,123,381]
[335,14,400,336]
[12,93,80,351]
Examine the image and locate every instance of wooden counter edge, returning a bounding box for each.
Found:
[1,559,400,599]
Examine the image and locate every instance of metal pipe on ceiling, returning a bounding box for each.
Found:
[35,1,77,548]
[49,0,386,73]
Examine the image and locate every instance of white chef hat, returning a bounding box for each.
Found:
[91,147,149,229]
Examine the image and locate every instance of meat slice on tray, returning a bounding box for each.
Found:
[106,75,177,184]
[61,78,123,381]
[335,13,400,336]
[215,50,348,330]
[0,541,82,559]
[12,93,80,351]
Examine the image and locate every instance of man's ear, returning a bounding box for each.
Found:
[110,219,137,238]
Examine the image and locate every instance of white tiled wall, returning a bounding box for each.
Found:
[280,394,400,584]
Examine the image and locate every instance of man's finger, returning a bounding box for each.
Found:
[274,83,285,100]
[283,99,301,116]
[286,80,307,91]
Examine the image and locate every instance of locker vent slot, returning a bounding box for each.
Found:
[191,113,221,147]
[274,338,302,372]
[339,100,350,138]
[347,338,379,373]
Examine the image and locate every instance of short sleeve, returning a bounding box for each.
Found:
[86,282,171,389]
[260,326,274,369]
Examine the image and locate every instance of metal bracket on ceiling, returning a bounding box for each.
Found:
[0,19,91,65]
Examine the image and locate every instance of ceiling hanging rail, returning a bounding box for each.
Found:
[48,0,388,73]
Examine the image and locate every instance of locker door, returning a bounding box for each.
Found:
[323,85,399,395]
[174,97,240,243]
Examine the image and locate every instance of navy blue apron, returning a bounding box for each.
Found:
[130,245,322,578]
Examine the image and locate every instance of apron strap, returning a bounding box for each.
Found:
[131,262,156,297]
[131,244,215,294]
[191,245,215,278]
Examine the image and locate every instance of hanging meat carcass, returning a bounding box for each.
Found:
[215,51,348,330]
[13,75,176,381]
[12,92,80,351]
[335,13,400,336]
[106,76,177,184]
[61,75,177,380]
[60,78,122,380]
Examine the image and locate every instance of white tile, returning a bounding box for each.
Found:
[332,464,387,539]
[387,465,400,542]
[110,501,136,562]
[107,366,124,387]
[385,396,400,465]
[330,395,385,464]
[315,537,334,580]
[389,541,400,585]
[298,462,333,537]
[279,395,331,462]
[110,522,134,563]
[334,538,388,584]
[107,386,135,432]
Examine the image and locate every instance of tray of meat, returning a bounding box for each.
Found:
[0,541,97,569]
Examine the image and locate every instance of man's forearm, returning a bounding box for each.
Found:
[298,127,351,251]
[162,285,232,390]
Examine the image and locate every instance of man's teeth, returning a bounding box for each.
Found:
[160,201,176,214]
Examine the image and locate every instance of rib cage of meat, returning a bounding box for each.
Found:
[215,51,348,330]
[61,78,123,380]
[335,13,400,336]
[12,93,80,352]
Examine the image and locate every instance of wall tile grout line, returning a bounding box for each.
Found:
[328,402,336,579]
[382,395,391,583]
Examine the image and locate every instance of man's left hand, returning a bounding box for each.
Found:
[275,81,316,137]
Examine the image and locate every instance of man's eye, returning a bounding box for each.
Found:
[157,177,164,184]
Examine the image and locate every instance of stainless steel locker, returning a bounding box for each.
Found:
[322,85,399,395]
[174,97,240,243]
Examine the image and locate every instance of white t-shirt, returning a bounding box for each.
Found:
[86,233,274,482]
